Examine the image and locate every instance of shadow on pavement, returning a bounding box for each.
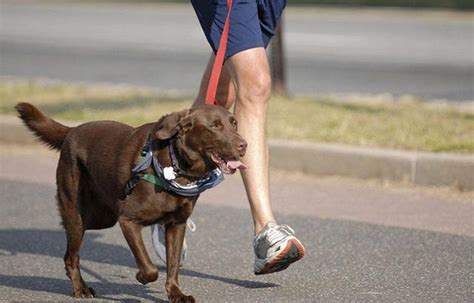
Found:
[0,274,165,302]
[0,228,278,292]
[2,180,471,301]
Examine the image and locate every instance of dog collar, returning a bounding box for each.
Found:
[124,135,224,197]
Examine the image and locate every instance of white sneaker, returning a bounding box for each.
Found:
[151,220,195,266]
[253,222,305,275]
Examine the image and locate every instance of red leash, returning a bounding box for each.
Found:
[205,0,233,105]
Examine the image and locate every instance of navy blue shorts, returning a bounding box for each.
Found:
[191,0,287,58]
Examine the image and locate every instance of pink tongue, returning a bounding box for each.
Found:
[226,160,249,170]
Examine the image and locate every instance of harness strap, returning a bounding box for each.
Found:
[124,135,165,196]
[124,175,143,196]
[141,174,164,187]
[124,136,224,197]
[124,173,165,196]
[205,0,233,105]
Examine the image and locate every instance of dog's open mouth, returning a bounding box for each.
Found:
[209,152,248,174]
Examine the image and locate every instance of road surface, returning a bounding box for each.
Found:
[1,1,473,100]
[0,146,472,302]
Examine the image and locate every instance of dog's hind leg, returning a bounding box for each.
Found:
[57,157,95,298]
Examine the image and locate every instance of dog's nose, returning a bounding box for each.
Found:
[236,140,247,156]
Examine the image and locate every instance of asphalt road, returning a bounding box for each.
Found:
[0,147,472,302]
[1,1,473,100]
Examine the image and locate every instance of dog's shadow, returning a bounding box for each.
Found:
[0,229,277,299]
[0,273,164,302]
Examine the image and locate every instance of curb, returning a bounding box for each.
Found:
[269,140,473,191]
[1,116,473,191]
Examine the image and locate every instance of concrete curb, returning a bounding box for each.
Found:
[269,140,473,191]
[2,116,473,191]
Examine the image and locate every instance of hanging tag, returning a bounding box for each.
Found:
[163,166,177,180]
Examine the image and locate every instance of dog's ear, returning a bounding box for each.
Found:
[154,109,193,140]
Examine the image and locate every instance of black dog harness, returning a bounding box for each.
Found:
[124,136,224,197]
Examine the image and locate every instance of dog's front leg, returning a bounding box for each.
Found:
[119,219,159,284]
[165,222,195,303]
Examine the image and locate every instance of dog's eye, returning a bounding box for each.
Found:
[230,118,238,130]
[211,120,222,129]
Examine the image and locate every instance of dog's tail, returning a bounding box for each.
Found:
[15,102,71,151]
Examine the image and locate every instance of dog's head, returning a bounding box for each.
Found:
[153,105,248,176]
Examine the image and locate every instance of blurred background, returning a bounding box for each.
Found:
[1,0,473,100]
[0,2,473,302]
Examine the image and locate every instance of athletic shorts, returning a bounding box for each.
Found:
[191,0,287,58]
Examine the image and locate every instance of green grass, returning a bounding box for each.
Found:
[267,96,473,153]
[1,80,472,153]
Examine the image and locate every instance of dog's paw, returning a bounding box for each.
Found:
[136,270,158,285]
[169,294,195,303]
[167,283,195,303]
[73,286,95,298]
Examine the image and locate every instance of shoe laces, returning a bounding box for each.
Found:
[278,224,295,236]
[264,224,295,245]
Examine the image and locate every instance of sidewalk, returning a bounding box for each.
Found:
[1,115,473,191]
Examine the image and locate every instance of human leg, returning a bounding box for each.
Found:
[192,47,276,233]
[193,54,236,109]
[224,47,305,274]
[223,47,275,234]
[157,0,304,275]
[190,1,285,233]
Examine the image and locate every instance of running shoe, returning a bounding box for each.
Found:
[151,219,196,266]
[253,222,305,275]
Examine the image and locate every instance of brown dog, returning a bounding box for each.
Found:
[15,102,247,302]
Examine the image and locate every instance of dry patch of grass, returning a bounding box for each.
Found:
[1,79,472,153]
[268,96,473,153]
[0,79,190,124]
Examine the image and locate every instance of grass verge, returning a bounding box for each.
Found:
[1,79,472,153]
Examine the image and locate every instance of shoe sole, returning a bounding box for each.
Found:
[255,238,305,275]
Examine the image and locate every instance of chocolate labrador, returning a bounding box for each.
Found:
[15,102,247,302]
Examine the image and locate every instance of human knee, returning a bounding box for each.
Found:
[239,72,271,106]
